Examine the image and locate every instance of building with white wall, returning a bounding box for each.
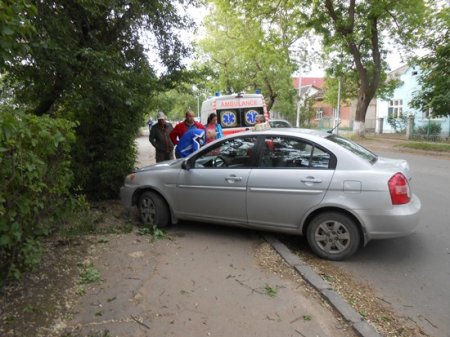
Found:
[376,65,450,137]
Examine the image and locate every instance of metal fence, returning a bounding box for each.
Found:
[410,118,450,142]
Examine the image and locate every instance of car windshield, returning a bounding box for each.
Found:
[326,134,378,164]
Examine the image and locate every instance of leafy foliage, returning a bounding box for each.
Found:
[0,0,36,70]
[411,7,450,117]
[198,0,298,117]
[147,80,209,121]
[300,95,320,127]
[78,261,101,284]
[0,111,76,281]
[415,122,442,136]
[197,0,428,135]
[2,0,194,200]
[307,0,427,135]
[387,115,408,134]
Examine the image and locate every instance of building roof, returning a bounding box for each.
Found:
[293,77,325,90]
[389,64,409,79]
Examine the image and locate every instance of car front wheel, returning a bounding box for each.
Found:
[306,212,360,261]
[138,191,170,228]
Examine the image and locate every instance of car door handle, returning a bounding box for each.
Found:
[225,175,242,182]
[301,177,322,184]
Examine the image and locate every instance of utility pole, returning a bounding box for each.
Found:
[197,95,200,119]
[289,45,302,128]
[296,69,302,128]
[335,77,341,135]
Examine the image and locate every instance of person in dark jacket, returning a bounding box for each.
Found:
[170,109,204,158]
[149,111,174,162]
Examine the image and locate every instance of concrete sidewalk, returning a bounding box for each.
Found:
[63,225,359,337]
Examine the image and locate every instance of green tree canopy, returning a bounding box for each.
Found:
[411,7,450,117]
[307,0,428,136]
[2,0,195,199]
[0,0,36,70]
[197,0,302,118]
[197,0,428,133]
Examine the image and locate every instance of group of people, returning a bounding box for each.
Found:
[149,109,224,163]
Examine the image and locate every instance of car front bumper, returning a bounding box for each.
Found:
[120,184,136,208]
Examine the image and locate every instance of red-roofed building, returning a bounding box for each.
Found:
[290,77,376,130]
[292,77,325,89]
[291,77,352,129]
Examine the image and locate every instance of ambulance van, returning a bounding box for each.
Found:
[200,92,269,135]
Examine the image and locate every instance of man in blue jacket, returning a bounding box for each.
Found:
[175,128,205,158]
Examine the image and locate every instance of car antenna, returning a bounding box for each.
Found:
[327,121,341,134]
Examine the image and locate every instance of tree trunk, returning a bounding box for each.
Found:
[266,97,274,112]
[353,121,366,137]
[353,87,373,137]
[33,76,65,116]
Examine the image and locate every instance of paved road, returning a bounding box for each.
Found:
[331,149,450,337]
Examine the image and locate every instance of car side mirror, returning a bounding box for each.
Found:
[182,159,191,171]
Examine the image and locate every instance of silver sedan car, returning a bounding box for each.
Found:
[121,129,421,260]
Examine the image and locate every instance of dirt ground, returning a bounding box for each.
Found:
[0,209,357,337]
[60,226,358,337]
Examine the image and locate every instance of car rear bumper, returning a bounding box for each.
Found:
[358,194,421,241]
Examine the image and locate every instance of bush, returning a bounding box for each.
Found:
[65,79,142,201]
[387,115,408,134]
[0,112,76,281]
[415,122,442,136]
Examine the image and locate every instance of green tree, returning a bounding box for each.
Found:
[0,0,35,70]
[307,0,428,136]
[3,0,194,199]
[198,0,299,117]
[411,7,450,117]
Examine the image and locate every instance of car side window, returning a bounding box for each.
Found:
[258,136,332,169]
[193,136,258,168]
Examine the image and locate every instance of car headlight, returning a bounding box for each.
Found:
[125,173,136,183]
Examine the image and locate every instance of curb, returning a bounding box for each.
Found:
[264,235,382,337]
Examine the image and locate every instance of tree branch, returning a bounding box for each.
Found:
[324,0,366,82]
[386,8,402,32]
[348,0,356,33]
[369,16,382,93]
[254,59,276,111]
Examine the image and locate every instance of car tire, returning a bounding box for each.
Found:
[138,191,170,228]
[306,212,360,261]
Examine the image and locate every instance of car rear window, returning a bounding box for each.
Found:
[326,135,378,164]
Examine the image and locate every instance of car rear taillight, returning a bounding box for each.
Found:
[388,172,411,205]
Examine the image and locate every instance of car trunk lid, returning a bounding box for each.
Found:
[373,157,412,180]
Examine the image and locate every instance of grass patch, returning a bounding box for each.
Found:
[137,226,166,240]
[398,142,450,152]
[78,261,101,284]
[264,284,277,297]
[58,200,135,237]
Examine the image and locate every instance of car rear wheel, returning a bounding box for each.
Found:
[138,191,170,228]
[306,212,360,261]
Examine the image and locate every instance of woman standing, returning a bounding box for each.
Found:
[204,113,224,144]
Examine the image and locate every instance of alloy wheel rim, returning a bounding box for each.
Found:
[141,197,156,225]
[314,220,351,254]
